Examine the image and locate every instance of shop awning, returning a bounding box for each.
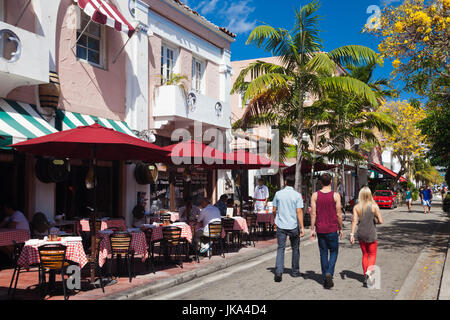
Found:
[56,110,136,137]
[369,162,407,182]
[0,99,58,149]
[75,0,135,37]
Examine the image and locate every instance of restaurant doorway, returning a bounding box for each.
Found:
[0,152,25,213]
[55,161,120,219]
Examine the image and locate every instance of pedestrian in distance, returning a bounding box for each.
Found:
[422,185,433,214]
[310,173,343,289]
[405,187,413,212]
[272,179,305,282]
[350,187,383,287]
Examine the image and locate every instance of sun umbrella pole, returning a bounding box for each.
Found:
[90,145,98,284]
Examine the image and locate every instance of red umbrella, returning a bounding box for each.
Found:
[11,123,168,161]
[163,140,232,166]
[10,123,170,283]
[231,150,286,169]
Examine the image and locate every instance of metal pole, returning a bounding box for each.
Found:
[72,19,92,49]
[342,162,346,205]
[112,32,135,64]
[355,144,359,198]
[14,0,32,26]
[90,145,97,284]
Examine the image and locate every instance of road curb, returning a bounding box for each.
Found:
[104,219,356,300]
[102,242,280,300]
[438,232,450,300]
[395,210,449,300]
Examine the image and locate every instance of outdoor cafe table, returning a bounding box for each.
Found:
[227,217,249,234]
[97,230,148,267]
[0,229,30,247]
[77,218,127,234]
[17,237,88,269]
[144,222,193,243]
[256,213,275,225]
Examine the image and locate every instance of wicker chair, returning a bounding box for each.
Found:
[201,221,225,260]
[245,214,258,247]
[108,233,135,283]
[144,228,158,274]
[159,226,183,268]
[221,218,239,252]
[88,237,105,293]
[160,213,172,224]
[38,244,69,300]
[8,241,39,299]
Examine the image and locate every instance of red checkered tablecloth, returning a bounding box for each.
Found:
[77,219,126,233]
[98,231,148,267]
[149,223,193,243]
[147,212,179,224]
[256,213,275,225]
[17,240,88,269]
[232,217,249,234]
[0,229,30,247]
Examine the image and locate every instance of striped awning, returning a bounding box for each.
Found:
[56,110,137,137]
[75,0,135,37]
[0,99,58,149]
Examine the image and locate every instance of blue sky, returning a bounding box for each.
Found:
[184,0,414,99]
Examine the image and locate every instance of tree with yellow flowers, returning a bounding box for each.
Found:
[365,0,449,96]
[380,101,428,185]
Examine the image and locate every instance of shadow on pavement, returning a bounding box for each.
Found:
[376,218,448,253]
[339,270,364,284]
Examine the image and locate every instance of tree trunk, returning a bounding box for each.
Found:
[294,94,305,194]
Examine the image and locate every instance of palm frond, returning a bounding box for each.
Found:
[328,45,381,67]
[319,76,379,107]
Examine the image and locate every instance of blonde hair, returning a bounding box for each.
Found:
[357,187,377,218]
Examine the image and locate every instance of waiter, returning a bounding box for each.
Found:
[254,178,269,211]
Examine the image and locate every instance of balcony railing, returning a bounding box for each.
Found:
[153,85,231,130]
[0,21,49,97]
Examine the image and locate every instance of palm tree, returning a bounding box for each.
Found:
[231,0,382,192]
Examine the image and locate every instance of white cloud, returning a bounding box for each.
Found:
[224,1,257,34]
[197,0,219,15]
[191,0,257,35]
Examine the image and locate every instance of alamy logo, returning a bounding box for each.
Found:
[366,5,381,30]
[66,265,81,290]
[367,265,381,290]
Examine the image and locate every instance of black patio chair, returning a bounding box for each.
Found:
[159,226,183,269]
[38,244,69,300]
[108,233,135,283]
[201,221,225,260]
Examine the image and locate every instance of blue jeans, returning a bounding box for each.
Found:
[317,232,339,280]
[275,227,300,275]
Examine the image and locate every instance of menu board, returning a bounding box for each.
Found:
[151,171,170,208]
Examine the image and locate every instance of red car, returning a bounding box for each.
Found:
[373,190,397,209]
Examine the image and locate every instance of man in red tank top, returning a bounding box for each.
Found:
[310,173,343,289]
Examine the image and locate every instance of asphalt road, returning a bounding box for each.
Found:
[142,201,449,300]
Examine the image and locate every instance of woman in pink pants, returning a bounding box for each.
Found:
[350,187,383,287]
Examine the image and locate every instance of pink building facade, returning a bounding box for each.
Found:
[0,0,235,226]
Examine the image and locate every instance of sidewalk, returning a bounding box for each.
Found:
[0,232,280,300]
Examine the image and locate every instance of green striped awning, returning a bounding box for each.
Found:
[0,99,58,149]
[56,110,137,137]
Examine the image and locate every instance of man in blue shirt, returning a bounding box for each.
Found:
[214,194,228,217]
[422,186,433,214]
[272,179,305,282]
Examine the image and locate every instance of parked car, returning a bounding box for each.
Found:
[373,190,397,209]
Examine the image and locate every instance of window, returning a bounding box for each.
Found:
[161,45,175,84]
[192,58,204,93]
[76,13,103,67]
[0,0,4,21]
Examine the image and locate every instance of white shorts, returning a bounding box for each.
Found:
[422,200,431,207]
